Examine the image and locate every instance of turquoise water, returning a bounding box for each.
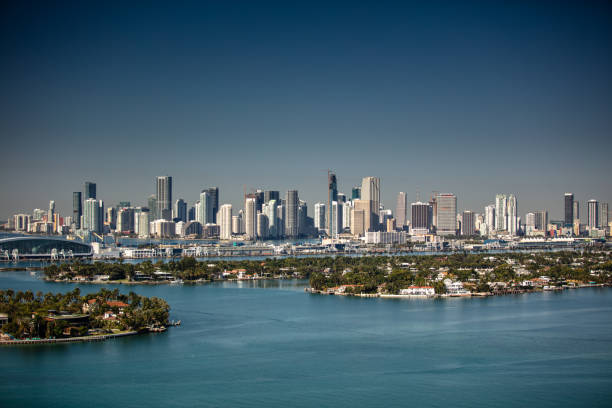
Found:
[1,272,612,407]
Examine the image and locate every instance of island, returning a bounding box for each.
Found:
[39,250,612,298]
[0,288,171,344]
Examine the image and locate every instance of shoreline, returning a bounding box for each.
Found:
[305,283,608,299]
[0,330,141,346]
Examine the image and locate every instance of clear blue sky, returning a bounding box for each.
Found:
[1,1,611,221]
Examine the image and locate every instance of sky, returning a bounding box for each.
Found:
[1,1,611,221]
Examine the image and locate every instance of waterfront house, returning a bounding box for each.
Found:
[444,279,470,295]
[399,286,435,296]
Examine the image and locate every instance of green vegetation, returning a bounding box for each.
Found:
[41,250,612,296]
[0,288,169,340]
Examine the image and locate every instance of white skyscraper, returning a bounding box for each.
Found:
[495,194,507,231]
[342,201,353,231]
[484,204,495,235]
[83,198,104,233]
[245,197,257,240]
[265,200,278,238]
[219,204,232,240]
[331,201,342,238]
[314,203,326,232]
[507,194,518,235]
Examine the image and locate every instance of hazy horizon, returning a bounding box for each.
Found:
[1,1,611,221]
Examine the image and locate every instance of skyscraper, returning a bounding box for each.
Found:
[351,199,369,236]
[587,199,599,229]
[205,187,219,223]
[351,187,361,200]
[264,190,280,203]
[85,182,96,200]
[534,210,548,231]
[156,176,173,220]
[265,199,278,238]
[411,202,431,233]
[396,192,407,228]
[148,195,158,221]
[599,202,609,229]
[314,203,326,232]
[48,200,55,223]
[495,194,507,231]
[72,192,82,229]
[507,194,518,236]
[197,191,213,225]
[245,197,257,240]
[219,204,232,240]
[257,213,268,239]
[83,198,104,233]
[461,211,475,236]
[331,201,342,238]
[173,199,187,223]
[435,193,457,236]
[484,204,495,235]
[361,177,380,232]
[564,193,574,227]
[286,190,299,237]
[327,172,338,236]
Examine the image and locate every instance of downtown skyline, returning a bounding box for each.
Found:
[1,1,611,220]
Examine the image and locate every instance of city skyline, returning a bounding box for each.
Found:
[1,2,611,220]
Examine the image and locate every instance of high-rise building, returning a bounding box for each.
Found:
[85,182,96,200]
[351,187,361,200]
[232,215,243,235]
[314,203,326,232]
[507,194,518,236]
[411,202,431,233]
[396,192,407,228]
[587,199,599,229]
[276,204,285,237]
[564,193,574,227]
[286,190,299,237]
[72,192,82,229]
[298,201,308,236]
[106,207,117,230]
[148,195,158,221]
[343,202,353,231]
[599,202,609,229]
[534,210,548,231]
[254,190,265,213]
[156,176,173,220]
[117,207,135,233]
[138,211,150,238]
[219,204,232,240]
[484,205,495,235]
[327,172,338,236]
[83,199,104,233]
[257,213,268,239]
[330,201,342,238]
[525,212,536,232]
[202,187,219,223]
[265,200,278,238]
[573,201,580,224]
[173,199,187,223]
[461,211,475,236]
[435,193,457,236]
[48,200,55,223]
[264,190,280,203]
[197,191,214,225]
[188,206,196,222]
[361,177,380,231]
[245,197,257,240]
[351,199,369,236]
[495,194,507,231]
